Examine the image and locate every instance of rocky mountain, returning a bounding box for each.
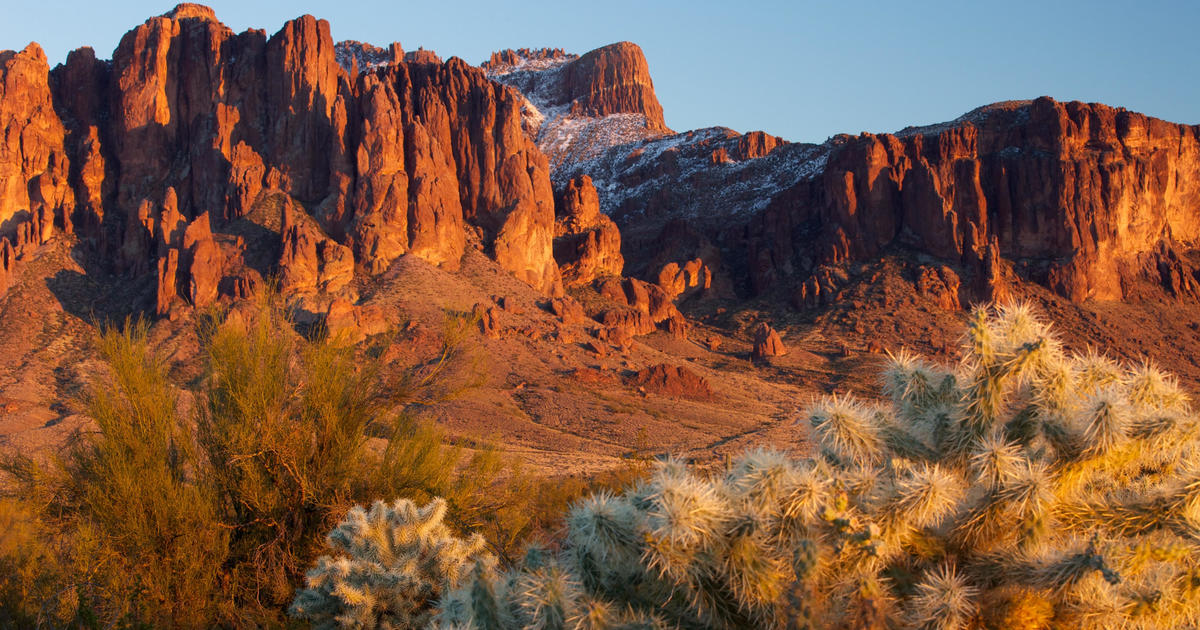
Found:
[1,2,564,322]
[484,43,671,173]
[2,4,1199,473]
[556,100,1200,313]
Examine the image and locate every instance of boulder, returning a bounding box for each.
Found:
[633,364,714,400]
[751,323,787,359]
[548,296,587,325]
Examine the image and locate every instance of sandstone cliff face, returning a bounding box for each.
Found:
[751,98,1200,302]
[560,97,1200,306]
[0,4,564,303]
[0,43,74,250]
[554,175,623,286]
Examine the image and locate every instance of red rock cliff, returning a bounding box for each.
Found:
[0,43,73,249]
[561,42,667,132]
[0,4,565,303]
[748,98,1200,302]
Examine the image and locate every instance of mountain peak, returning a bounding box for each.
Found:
[162,3,218,21]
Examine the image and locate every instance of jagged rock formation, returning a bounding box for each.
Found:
[592,276,683,343]
[279,198,353,297]
[557,98,1200,306]
[0,43,74,266]
[484,43,671,172]
[554,175,623,287]
[0,4,566,308]
[656,258,712,301]
[2,5,1198,325]
[547,295,586,325]
[751,98,1200,303]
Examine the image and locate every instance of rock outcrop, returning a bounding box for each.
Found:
[554,175,623,286]
[485,42,671,172]
[755,98,1200,303]
[279,198,353,296]
[482,48,573,74]
[558,97,1200,306]
[351,56,562,293]
[560,42,667,132]
[633,364,714,400]
[547,295,586,325]
[0,4,568,306]
[484,41,665,131]
[325,298,391,342]
[656,258,712,301]
[155,209,225,316]
[751,323,787,359]
[0,43,74,256]
[0,239,13,294]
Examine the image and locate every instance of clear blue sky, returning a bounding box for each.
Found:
[4,1,1197,143]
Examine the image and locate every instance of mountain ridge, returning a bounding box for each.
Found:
[2,4,1200,472]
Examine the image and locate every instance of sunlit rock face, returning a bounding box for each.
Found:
[0,3,564,305]
[555,97,1200,305]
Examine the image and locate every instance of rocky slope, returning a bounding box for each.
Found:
[484,44,671,173]
[2,5,1200,473]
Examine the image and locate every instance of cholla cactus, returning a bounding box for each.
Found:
[433,452,824,630]
[290,498,492,629]
[792,303,1200,629]
[300,303,1200,629]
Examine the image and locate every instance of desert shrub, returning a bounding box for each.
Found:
[305,303,1200,629]
[0,293,547,627]
[2,319,226,627]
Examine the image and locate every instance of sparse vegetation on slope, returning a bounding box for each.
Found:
[298,303,1200,629]
[0,293,576,628]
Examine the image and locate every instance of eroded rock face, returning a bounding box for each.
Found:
[325,298,391,342]
[656,258,712,301]
[562,97,1200,306]
[181,212,223,308]
[155,210,225,315]
[279,198,353,296]
[0,239,14,294]
[554,175,623,286]
[484,42,671,172]
[561,42,667,132]
[753,99,1200,303]
[351,57,561,293]
[0,44,74,248]
[547,295,586,325]
[0,4,568,308]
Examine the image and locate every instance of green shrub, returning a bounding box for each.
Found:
[0,292,546,627]
[3,319,226,627]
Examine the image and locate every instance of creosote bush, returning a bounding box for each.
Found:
[301,303,1200,629]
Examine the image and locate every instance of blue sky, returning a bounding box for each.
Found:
[4,1,1197,143]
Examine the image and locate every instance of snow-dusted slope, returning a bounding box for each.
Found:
[557,127,829,228]
[485,49,670,172]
